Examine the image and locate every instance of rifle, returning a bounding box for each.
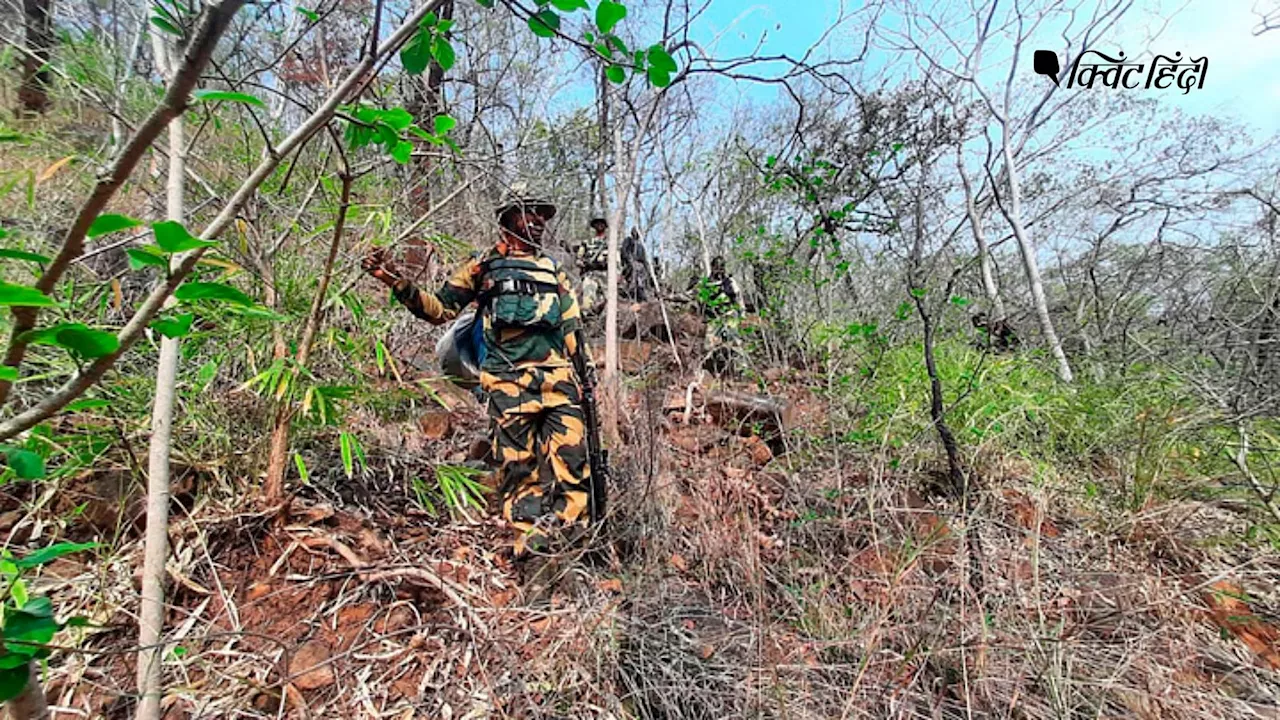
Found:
[571,329,609,524]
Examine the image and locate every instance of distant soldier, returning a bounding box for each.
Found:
[971,312,1020,352]
[688,255,743,320]
[621,227,657,302]
[573,217,609,316]
[363,188,599,568]
[688,256,746,373]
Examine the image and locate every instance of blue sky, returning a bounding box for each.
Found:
[682,0,1279,134]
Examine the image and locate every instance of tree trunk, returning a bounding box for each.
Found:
[957,155,1006,320]
[7,661,49,720]
[602,120,625,445]
[999,136,1073,383]
[595,64,610,214]
[263,173,353,501]
[18,0,53,114]
[136,30,183,720]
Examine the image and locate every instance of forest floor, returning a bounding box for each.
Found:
[4,309,1280,719]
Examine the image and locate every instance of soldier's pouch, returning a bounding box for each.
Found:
[484,262,563,330]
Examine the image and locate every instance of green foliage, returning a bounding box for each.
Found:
[86,213,143,238]
[0,542,96,701]
[0,249,51,264]
[192,89,265,108]
[21,323,119,359]
[126,247,168,270]
[595,0,626,33]
[528,9,561,37]
[153,220,217,253]
[150,313,195,339]
[401,11,456,74]
[1,447,44,480]
[0,282,56,308]
[175,282,254,306]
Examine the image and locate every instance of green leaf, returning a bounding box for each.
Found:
[295,6,319,21]
[151,313,194,338]
[0,367,16,382]
[192,89,266,108]
[433,114,457,134]
[0,666,29,704]
[0,283,55,308]
[528,9,560,37]
[126,247,169,270]
[4,609,59,649]
[294,453,310,484]
[23,323,120,358]
[549,0,588,10]
[381,107,414,131]
[226,305,288,322]
[910,287,927,298]
[400,28,433,74]
[605,64,626,84]
[86,213,143,238]
[13,542,96,569]
[3,448,43,480]
[65,398,110,412]
[153,221,216,253]
[646,66,671,88]
[646,44,677,72]
[476,0,494,6]
[0,249,51,264]
[431,37,456,71]
[149,15,182,37]
[10,579,27,610]
[390,140,413,165]
[174,282,253,306]
[595,0,626,33]
[340,432,355,478]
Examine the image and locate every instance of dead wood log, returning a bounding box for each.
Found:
[704,391,790,438]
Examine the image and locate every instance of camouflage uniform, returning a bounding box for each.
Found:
[689,269,746,373]
[393,245,593,556]
[573,234,608,315]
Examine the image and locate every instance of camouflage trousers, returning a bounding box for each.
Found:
[580,272,605,317]
[480,365,592,557]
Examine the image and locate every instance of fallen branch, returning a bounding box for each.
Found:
[297,534,487,633]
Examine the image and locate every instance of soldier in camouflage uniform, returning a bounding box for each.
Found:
[363,192,595,561]
[688,256,746,374]
[573,218,609,316]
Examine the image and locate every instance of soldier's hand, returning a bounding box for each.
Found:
[362,248,400,286]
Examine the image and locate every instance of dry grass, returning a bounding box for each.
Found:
[4,350,1279,719]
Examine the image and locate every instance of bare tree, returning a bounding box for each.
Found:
[1255,0,1280,35]
[883,0,1140,382]
[135,20,186,719]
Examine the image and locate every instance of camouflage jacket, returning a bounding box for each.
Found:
[574,235,609,273]
[393,245,589,375]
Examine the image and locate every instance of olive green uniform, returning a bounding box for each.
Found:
[393,245,593,556]
[573,234,608,314]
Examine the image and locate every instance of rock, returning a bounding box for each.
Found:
[744,435,773,466]
[289,641,336,690]
[418,410,453,440]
